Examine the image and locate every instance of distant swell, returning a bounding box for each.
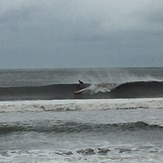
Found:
[0,121,162,134]
[0,81,163,100]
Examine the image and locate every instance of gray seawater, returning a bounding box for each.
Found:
[0,67,163,162]
[0,108,163,162]
[0,67,163,87]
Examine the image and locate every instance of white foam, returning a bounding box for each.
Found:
[0,98,163,112]
[1,146,163,163]
[86,83,112,94]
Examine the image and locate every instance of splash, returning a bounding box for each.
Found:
[86,83,114,94]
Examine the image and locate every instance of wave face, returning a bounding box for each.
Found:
[0,81,163,100]
[110,81,163,98]
[0,84,79,100]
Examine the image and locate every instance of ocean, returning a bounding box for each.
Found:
[0,67,163,163]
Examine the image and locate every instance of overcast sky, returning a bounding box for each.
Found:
[0,0,163,68]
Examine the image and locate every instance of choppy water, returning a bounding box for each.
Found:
[0,68,163,162]
[0,102,163,163]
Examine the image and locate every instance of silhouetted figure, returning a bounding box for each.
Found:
[78,80,84,89]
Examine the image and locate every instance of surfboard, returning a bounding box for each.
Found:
[74,88,86,95]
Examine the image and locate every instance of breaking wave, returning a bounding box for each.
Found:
[0,81,163,100]
[0,98,163,113]
[0,121,162,134]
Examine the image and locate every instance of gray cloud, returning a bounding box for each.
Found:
[0,0,163,68]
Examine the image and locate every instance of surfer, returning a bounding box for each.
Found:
[74,80,86,95]
[78,80,84,89]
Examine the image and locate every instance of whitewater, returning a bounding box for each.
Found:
[0,98,163,163]
[0,68,163,163]
[0,98,163,112]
